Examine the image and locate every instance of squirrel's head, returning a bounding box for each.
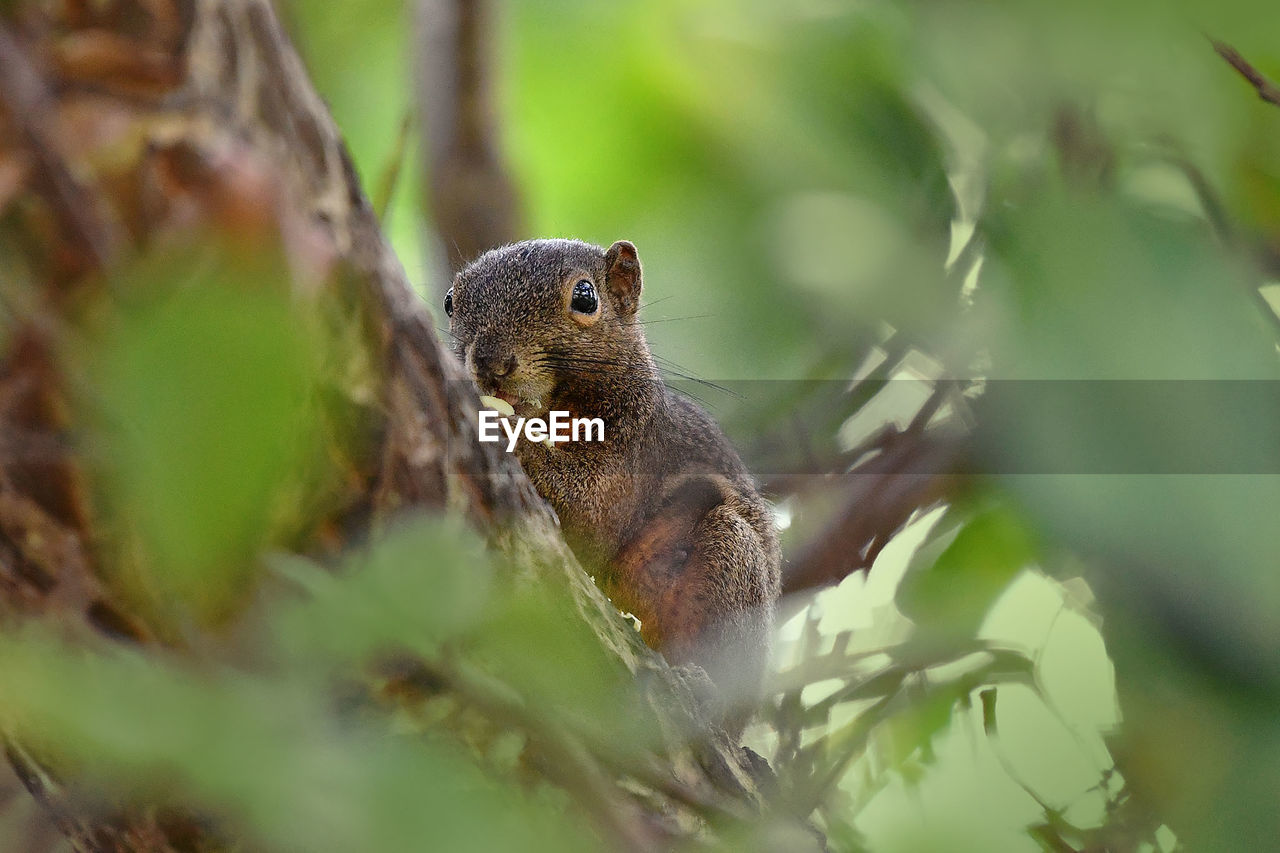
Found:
[446,238,652,417]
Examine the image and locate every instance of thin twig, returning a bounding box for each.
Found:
[1211,39,1280,107]
[373,110,414,223]
[781,429,968,595]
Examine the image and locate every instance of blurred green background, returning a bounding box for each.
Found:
[5,0,1280,850]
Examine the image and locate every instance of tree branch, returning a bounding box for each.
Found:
[1211,39,1280,107]
[415,0,522,277]
[0,24,118,280]
[781,423,969,596]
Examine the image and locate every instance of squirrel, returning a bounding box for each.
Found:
[445,238,781,732]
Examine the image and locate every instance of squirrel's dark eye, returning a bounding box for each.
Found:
[444,287,454,317]
[570,280,598,315]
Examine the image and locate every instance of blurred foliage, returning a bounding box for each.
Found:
[4,0,1280,850]
[77,246,327,628]
[0,518,600,853]
[896,503,1038,644]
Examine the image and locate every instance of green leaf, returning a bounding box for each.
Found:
[270,515,494,667]
[469,581,654,755]
[0,630,598,853]
[897,506,1036,639]
[85,250,323,624]
[878,689,958,781]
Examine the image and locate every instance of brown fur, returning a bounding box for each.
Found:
[448,238,781,731]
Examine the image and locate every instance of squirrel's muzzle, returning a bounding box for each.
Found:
[469,341,517,386]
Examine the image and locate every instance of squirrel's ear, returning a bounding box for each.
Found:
[604,240,642,316]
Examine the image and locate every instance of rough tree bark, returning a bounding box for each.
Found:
[0,1,778,849]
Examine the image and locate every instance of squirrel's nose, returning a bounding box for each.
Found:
[491,355,516,378]
[473,347,516,381]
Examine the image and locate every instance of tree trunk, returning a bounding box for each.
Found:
[0,1,770,848]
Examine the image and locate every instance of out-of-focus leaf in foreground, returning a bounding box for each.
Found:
[0,629,597,853]
[80,248,325,625]
[270,515,495,667]
[897,504,1036,645]
[978,184,1280,847]
[0,515,616,851]
[269,515,654,757]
